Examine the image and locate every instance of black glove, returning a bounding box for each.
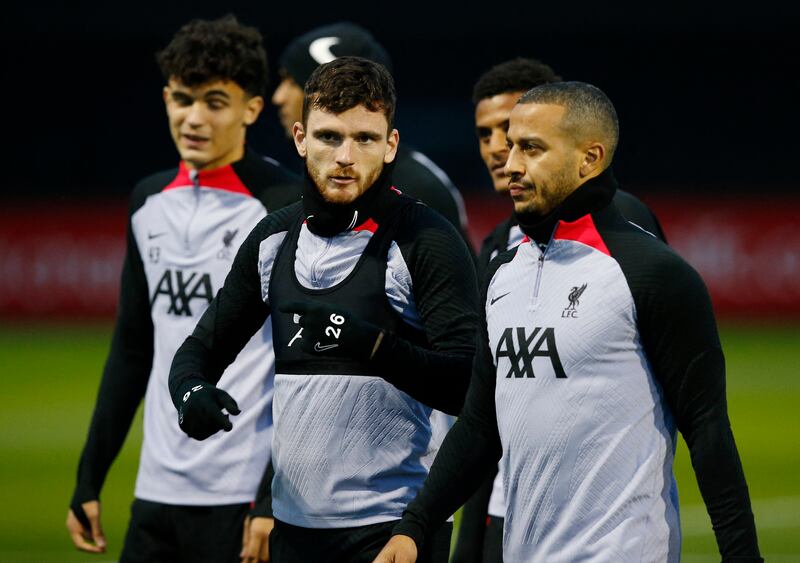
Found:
[175,378,240,440]
[279,301,385,360]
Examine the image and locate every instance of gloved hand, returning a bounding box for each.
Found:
[176,378,241,440]
[279,301,385,360]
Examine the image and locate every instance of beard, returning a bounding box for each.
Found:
[306,158,384,205]
[514,161,578,218]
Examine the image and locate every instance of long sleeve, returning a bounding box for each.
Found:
[630,250,761,561]
[71,199,154,507]
[372,205,480,415]
[392,263,505,548]
[449,468,497,563]
[168,213,278,401]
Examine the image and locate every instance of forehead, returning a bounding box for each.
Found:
[167,78,245,97]
[475,91,525,125]
[507,103,566,139]
[306,104,389,134]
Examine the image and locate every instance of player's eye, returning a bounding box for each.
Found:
[207,99,227,110]
[173,94,193,107]
[316,131,341,144]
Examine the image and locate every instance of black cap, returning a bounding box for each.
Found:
[279,22,392,88]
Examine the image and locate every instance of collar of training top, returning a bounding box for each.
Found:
[166,148,259,196]
[301,160,398,237]
[515,167,618,246]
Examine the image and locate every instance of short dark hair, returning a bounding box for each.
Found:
[303,56,396,130]
[472,57,561,104]
[519,81,619,159]
[157,15,268,97]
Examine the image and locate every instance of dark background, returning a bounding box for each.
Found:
[4,2,799,200]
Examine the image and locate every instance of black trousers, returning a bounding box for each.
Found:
[482,516,504,563]
[119,498,249,563]
[270,518,453,563]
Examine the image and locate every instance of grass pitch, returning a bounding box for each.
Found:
[0,322,797,562]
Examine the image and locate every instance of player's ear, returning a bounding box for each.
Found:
[243,95,265,126]
[579,142,605,178]
[293,122,307,158]
[162,86,170,107]
[384,129,399,164]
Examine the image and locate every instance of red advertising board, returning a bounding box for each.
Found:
[645,195,800,318]
[1,195,798,319]
[0,202,127,319]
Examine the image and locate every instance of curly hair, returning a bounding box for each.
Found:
[472,57,561,104]
[302,57,395,130]
[157,15,268,97]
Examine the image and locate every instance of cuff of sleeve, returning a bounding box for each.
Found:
[391,518,426,552]
[71,481,99,508]
[70,483,99,530]
[249,498,274,518]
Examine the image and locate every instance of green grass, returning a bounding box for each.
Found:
[0,322,797,562]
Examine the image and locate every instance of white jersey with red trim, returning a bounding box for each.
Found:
[130,155,298,505]
[488,215,679,561]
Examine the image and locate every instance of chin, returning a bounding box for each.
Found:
[178,149,209,166]
[320,188,357,205]
[513,200,540,215]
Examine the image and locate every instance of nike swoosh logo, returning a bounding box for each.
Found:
[148,232,167,240]
[308,37,341,64]
[314,342,339,352]
[490,292,511,305]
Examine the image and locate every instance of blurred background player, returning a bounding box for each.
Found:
[271,21,470,244]
[66,15,300,563]
[169,57,479,563]
[452,57,670,563]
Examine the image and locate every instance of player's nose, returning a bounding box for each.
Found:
[335,140,354,167]
[504,146,524,177]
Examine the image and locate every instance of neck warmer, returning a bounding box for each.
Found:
[302,161,397,237]
[515,168,618,245]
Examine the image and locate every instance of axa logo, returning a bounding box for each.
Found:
[495,326,566,378]
[562,283,587,318]
[150,269,214,316]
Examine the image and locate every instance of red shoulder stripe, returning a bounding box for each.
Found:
[554,214,610,256]
[163,161,251,196]
[353,218,379,233]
